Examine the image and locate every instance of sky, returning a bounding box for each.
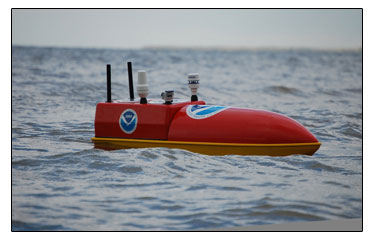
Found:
[12,9,362,50]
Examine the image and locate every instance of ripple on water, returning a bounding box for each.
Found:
[12,47,362,230]
[263,85,304,97]
[117,165,143,173]
[12,220,69,231]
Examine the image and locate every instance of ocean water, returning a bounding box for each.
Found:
[11,46,362,231]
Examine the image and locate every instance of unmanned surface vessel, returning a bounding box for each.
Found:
[91,62,321,156]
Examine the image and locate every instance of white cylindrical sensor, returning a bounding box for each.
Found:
[188,73,199,80]
[188,73,200,95]
[137,70,149,99]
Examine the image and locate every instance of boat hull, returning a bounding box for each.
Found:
[91,137,321,156]
[93,101,321,156]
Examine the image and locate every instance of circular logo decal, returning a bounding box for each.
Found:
[186,105,228,119]
[119,109,138,134]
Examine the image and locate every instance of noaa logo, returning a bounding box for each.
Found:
[186,105,228,119]
[119,109,138,134]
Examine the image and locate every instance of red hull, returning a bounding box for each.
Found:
[94,101,318,145]
[94,100,205,140]
[168,106,318,144]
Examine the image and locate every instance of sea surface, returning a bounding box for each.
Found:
[11,46,362,231]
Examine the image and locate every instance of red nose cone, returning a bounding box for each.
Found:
[168,106,319,144]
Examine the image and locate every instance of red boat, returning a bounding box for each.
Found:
[92,62,321,156]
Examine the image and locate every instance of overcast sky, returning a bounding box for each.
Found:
[12,9,362,49]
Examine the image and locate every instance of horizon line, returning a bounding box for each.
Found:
[11,43,363,52]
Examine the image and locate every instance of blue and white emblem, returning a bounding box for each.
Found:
[186,105,228,119]
[119,109,138,134]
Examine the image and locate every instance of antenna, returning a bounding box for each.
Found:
[106,64,112,103]
[127,62,135,101]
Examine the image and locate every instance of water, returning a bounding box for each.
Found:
[11,46,362,231]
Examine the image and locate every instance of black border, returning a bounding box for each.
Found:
[11,8,363,232]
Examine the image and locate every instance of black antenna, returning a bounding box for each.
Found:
[127,61,135,101]
[106,64,112,103]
